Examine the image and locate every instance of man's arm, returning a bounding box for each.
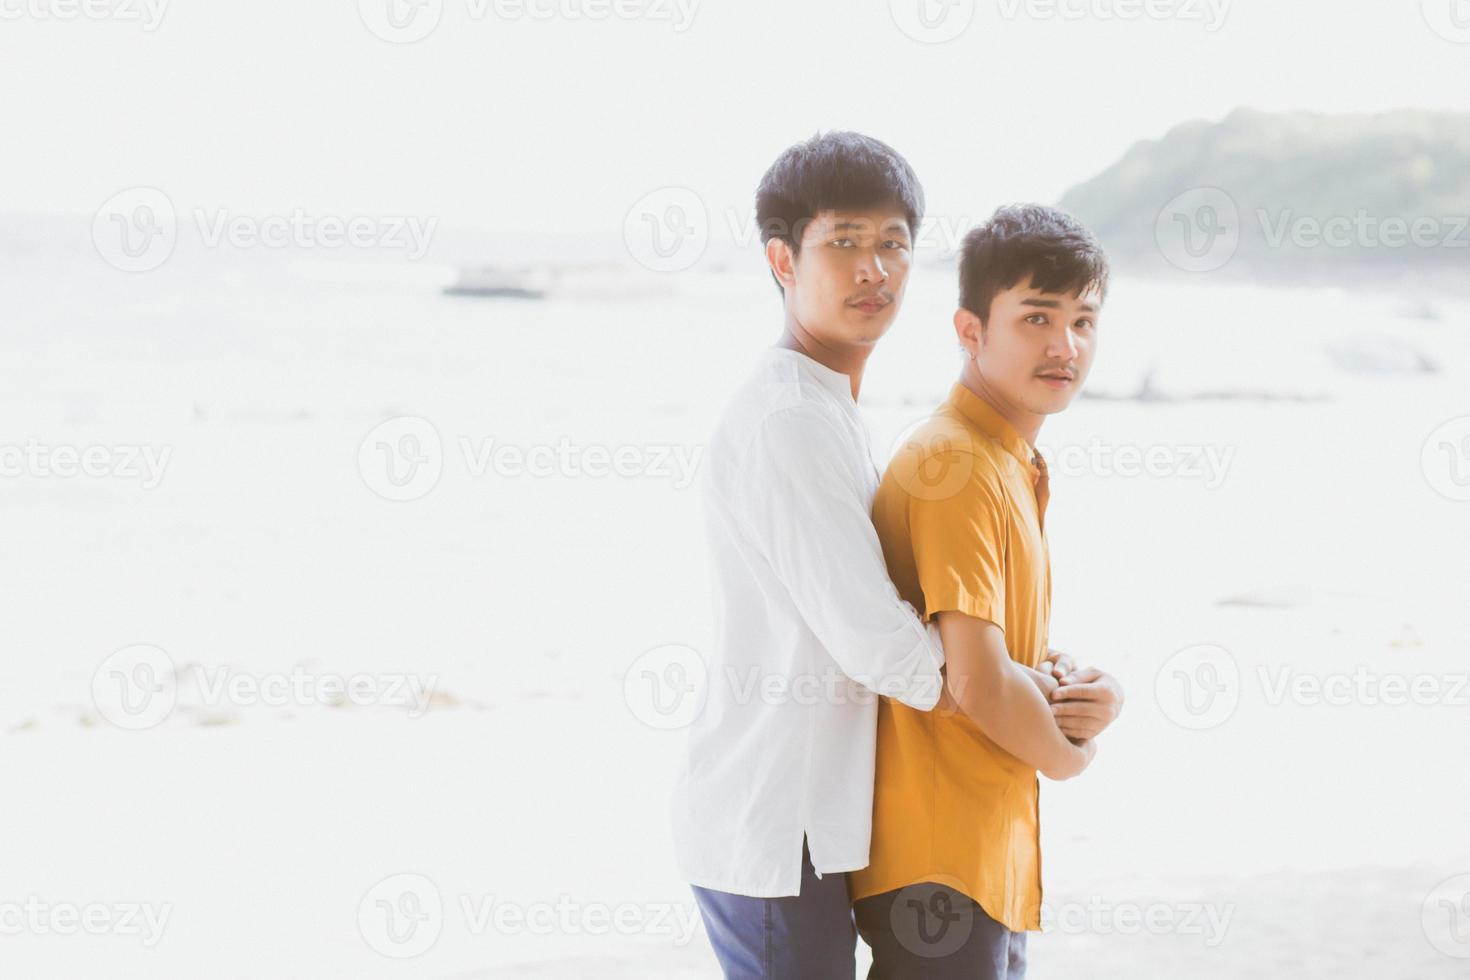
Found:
[1020,664,1059,700]
[735,404,944,711]
[936,611,1095,781]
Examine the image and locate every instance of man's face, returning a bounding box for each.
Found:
[976,276,1101,416]
[779,207,913,349]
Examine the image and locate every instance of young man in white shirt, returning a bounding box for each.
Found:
[671,132,1076,978]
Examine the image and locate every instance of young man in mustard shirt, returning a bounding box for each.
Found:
[850,205,1125,978]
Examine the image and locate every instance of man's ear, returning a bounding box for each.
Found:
[766,238,798,291]
[953,307,984,353]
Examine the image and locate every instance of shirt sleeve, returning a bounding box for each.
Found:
[732,403,944,711]
[908,449,1008,634]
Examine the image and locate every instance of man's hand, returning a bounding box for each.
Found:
[1038,649,1077,682]
[1049,666,1125,741]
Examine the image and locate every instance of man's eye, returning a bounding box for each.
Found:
[1026,314,1048,325]
[883,240,909,250]
[1075,319,1095,330]
[831,238,854,247]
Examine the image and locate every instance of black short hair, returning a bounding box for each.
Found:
[755,131,925,292]
[958,204,1110,322]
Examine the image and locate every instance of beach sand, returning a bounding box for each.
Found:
[3,239,1468,976]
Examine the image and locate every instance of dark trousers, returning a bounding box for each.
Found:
[854,881,1027,979]
[690,839,857,979]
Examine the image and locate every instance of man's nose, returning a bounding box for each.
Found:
[857,249,888,284]
[1048,325,1079,360]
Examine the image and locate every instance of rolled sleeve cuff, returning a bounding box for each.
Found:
[878,605,945,711]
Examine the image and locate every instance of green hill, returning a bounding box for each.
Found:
[1058,108,1470,281]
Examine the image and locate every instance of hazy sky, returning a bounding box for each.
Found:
[4,0,1468,242]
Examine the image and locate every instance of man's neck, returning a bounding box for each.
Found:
[776,320,868,402]
[958,367,1043,449]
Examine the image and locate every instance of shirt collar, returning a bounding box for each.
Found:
[946,381,1040,471]
[767,347,855,402]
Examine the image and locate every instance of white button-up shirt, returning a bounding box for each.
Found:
[672,346,945,898]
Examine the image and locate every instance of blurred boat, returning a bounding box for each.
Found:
[442,266,549,299]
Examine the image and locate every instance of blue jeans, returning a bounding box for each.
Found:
[854,881,1027,979]
[690,839,856,979]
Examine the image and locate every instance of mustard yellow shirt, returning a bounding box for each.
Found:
[850,381,1052,932]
